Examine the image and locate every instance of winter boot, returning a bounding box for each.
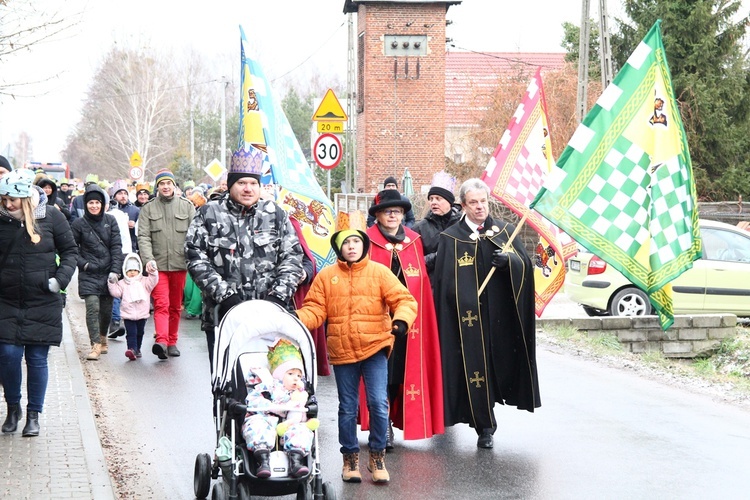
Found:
[253,449,271,479]
[22,410,40,437]
[367,450,390,483]
[287,449,310,478]
[152,343,168,360]
[99,335,108,354]
[341,452,362,483]
[107,320,125,339]
[2,403,22,433]
[86,343,102,361]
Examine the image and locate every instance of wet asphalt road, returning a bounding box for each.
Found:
[84,296,750,499]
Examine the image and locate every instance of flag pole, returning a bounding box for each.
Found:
[478,213,528,296]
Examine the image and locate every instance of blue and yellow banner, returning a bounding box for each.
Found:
[238,26,336,269]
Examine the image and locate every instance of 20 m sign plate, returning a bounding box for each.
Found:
[314,133,342,170]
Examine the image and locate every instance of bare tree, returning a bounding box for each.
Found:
[0,1,81,97]
[67,47,183,180]
[457,63,602,180]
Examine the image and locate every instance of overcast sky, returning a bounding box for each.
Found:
[5,0,737,164]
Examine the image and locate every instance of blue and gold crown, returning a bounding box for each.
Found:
[230,144,264,176]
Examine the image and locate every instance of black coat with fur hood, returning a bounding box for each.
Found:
[0,191,78,346]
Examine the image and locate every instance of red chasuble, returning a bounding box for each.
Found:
[359,225,444,440]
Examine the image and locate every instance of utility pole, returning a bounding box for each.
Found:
[576,0,591,124]
[576,0,613,123]
[598,0,614,90]
[345,13,357,193]
[220,77,229,167]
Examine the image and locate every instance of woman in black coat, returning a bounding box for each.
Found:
[71,184,123,360]
[0,169,77,437]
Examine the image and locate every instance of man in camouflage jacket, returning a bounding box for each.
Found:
[184,155,303,365]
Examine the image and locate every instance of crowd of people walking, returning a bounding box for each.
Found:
[0,152,539,489]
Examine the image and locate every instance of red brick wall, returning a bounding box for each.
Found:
[355,3,447,194]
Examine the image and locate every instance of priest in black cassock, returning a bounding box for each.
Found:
[433,178,540,449]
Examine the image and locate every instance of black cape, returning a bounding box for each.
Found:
[433,215,540,430]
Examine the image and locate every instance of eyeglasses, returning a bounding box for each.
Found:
[382,209,404,216]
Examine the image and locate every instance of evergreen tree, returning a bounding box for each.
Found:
[611,0,750,200]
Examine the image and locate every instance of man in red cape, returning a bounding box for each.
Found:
[359,189,444,443]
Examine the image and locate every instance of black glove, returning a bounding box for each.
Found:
[391,320,408,337]
[265,294,287,309]
[218,294,243,320]
[492,249,509,269]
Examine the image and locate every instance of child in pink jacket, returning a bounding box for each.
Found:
[108,253,159,360]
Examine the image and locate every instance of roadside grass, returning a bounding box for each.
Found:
[543,324,624,356]
[541,324,750,398]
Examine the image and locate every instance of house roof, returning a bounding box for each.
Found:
[343,0,462,14]
[446,51,568,127]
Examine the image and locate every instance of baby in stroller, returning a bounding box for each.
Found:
[241,338,320,479]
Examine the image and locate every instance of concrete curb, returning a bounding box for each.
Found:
[63,307,116,499]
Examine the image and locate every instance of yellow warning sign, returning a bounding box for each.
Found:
[129,151,142,168]
[312,89,348,122]
[317,121,345,134]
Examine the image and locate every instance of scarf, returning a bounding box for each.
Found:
[125,275,148,303]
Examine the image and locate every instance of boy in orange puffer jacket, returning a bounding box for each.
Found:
[295,228,416,485]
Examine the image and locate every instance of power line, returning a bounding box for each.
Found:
[271,21,346,82]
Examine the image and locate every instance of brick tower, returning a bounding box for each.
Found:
[343,0,462,193]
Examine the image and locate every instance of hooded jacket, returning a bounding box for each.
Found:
[107,253,159,320]
[0,187,78,346]
[295,230,418,365]
[71,184,123,296]
[35,176,71,221]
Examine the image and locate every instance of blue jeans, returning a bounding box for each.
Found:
[333,350,389,454]
[0,342,50,413]
[124,319,146,352]
[111,297,121,323]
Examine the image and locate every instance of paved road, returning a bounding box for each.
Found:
[65,290,750,499]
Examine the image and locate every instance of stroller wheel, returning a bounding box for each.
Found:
[296,480,312,500]
[322,481,338,500]
[211,480,228,500]
[237,481,251,500]
[194,453,212,499]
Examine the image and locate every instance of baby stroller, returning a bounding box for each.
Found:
[193,300,337,500]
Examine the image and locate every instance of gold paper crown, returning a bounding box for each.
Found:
[267,338,303,376]
[335,210,367,232]
[458,252,475,267]
[135,182,151,193]
[403,263,420,277]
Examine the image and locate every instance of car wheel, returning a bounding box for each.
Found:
[582,305,606,317]
[609,287,652,317]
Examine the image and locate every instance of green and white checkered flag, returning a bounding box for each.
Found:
[530,21,701,329]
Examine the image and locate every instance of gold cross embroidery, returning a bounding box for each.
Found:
[462,310,478,327]
[410,327,419,340]
[469,371,485,388]
[406,384,420,401]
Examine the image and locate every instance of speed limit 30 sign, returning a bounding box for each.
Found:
[313,133,342,170]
